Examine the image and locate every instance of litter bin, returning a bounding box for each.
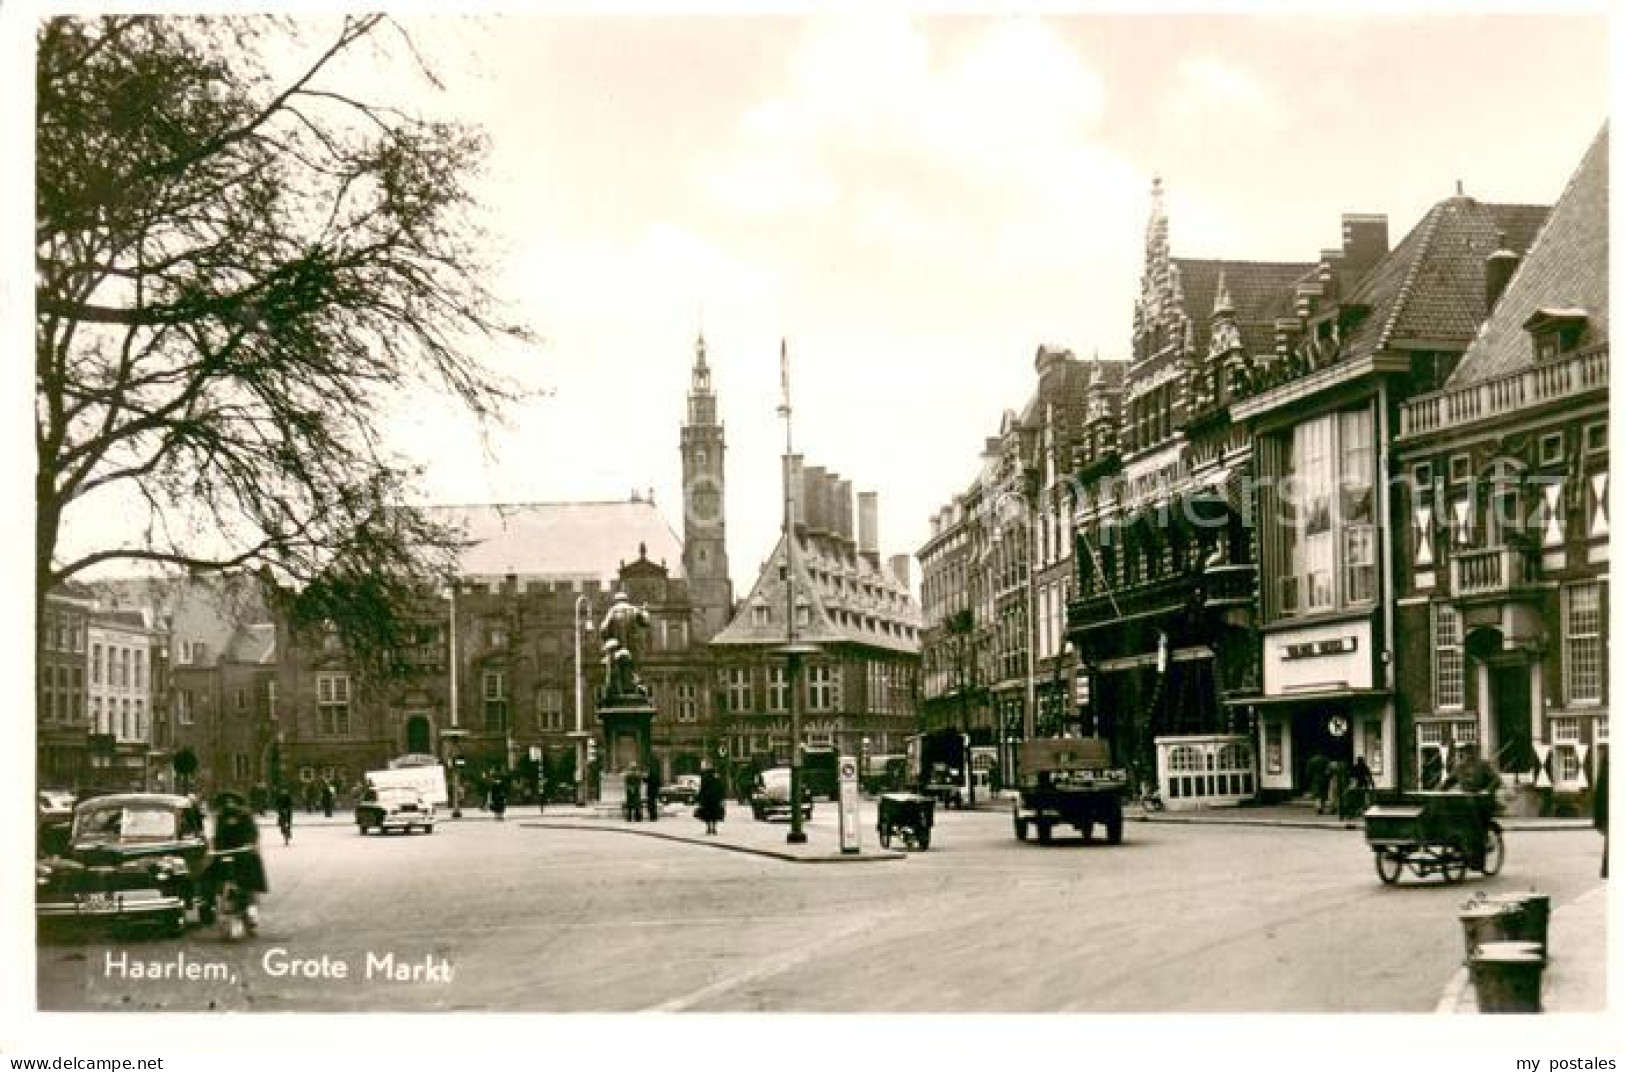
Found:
[1469,941,1545,1013]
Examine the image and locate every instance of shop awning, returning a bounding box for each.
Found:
[1221,688,1391,708]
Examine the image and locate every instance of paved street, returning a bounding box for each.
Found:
[37,804,1604,1013]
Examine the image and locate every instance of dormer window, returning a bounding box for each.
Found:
[1524,307,1588,361]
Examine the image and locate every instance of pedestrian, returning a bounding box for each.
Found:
[645,766,661,822]
[1442,750,1501,869]
[696,766,726,836]
[320,779,335,819]
[1594,752,1609,880]
[1326,758,1350,820]
[1346,755,1375,818]
[624,767,643,822]
[274,786,295,846]
[1305,752,1328,813]
[488,775,508,821]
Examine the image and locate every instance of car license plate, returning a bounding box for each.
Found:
[78,893,113,913]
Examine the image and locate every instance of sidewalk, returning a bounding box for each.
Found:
[1131,801,1589,833]
[261,803,907,863]
[1435,883,1608,1014]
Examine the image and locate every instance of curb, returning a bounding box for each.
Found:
[1133,814,1588,833]
[521,821,908,864]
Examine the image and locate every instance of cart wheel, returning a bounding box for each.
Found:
[878,826,892,849]
[1480,826,1505,876]
[1014,816,1029,842]
[1037,820,1053,845]
[1442,846,1468,884]
[1374,850,1403,885]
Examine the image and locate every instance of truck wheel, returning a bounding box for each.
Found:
[1105,813,1124,845]
[879,826,892,849]
[1080,820,1094,842]
[916,830,931,851]
[1013,816,1029,841]
[1037,820,1053,845]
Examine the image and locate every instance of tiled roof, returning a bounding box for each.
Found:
[1173,258,1314,354]
[436,500,685,583]
[712,529,920,653]
[1445,127,1608,386]
[1342,198,1549,358]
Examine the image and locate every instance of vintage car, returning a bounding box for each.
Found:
[355,786,437,835]
[36,789,76,857]
[660,774,702,806]
[35,793,209,934]
[750,767,814,823]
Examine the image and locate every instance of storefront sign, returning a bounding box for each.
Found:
[1282,636,1359,660]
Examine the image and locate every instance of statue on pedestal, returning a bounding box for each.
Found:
[599,591,651,704]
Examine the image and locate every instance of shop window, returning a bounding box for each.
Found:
[1356,719,1380,776]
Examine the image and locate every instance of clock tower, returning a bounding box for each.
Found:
[681,333,732,642]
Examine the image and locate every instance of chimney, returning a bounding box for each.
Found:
[802,465,826,534]
[858,492,880,560]
[834,478,853,545]
[888,554,913,593]
[1485,233,1520,314]
[1340,214,1389,283]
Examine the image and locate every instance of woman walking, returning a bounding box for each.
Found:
[696,766,726,836]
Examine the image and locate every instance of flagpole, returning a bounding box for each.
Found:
[778,338,811,844]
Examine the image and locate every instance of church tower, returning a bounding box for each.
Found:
[681,332,733,642]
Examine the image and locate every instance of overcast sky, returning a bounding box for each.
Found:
[25,10,1611,594]
[371,11,1607,596]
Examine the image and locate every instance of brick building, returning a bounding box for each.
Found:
[1392,127,1608,810]
[1231,183,1548,797]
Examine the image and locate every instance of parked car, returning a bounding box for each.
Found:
[35,793,210,934]
[750,767,814,822]
[355,786,437,835]
[37,789,76,857]
[660,774,702,806]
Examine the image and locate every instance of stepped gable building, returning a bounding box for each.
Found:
[1393,127,1607,808]
[1230,178,1550,798]
[1069,177,1324,804]
[709,460,920,781]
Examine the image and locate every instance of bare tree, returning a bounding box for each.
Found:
[36,15,532,671]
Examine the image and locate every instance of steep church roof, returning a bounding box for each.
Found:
[437,499,685,584]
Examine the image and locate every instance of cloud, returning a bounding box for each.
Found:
[695,15,1127,234]
[1159,56,1289,141]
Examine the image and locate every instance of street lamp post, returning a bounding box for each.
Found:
[573,594,594,806]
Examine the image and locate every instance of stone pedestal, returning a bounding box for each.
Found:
[597,697,655,815]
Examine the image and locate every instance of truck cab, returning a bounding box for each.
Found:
[1013,738,1128,845]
